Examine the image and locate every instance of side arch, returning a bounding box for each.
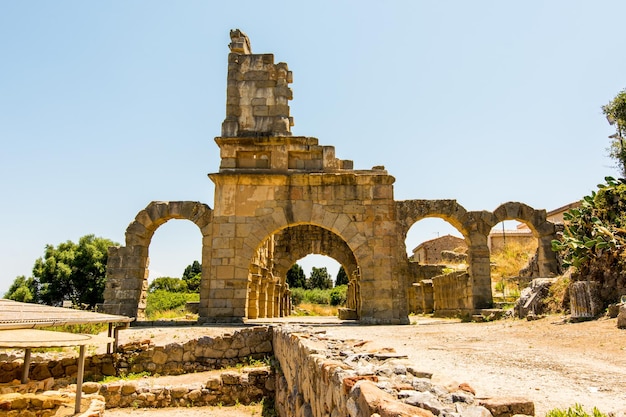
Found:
[491,202,558,277]
[396,200,470,240]
[102,201,213,318]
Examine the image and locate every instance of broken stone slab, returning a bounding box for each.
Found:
[618,304,626,329]
[373,352,409,360]
[351,380,435,417]
[403,390,449,415]
[478,397,534,417]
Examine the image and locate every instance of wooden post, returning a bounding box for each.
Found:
[21,348,31,384]
[75,345,85,414]
[107,323,113,354]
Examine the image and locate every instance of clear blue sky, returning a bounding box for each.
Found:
[1,1,625,295]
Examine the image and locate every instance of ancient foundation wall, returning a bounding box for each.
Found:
[432,272,473,315]
[1,326,534,417]
[412,279,434,314]
[0,327,273,383]
[272,325,532,417]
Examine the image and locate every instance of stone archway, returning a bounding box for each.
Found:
[102,201,212,318]
[270,225,359,318]
[102,30,560,323]
[491,202,558,277]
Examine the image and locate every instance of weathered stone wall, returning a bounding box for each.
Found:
[412,279,434,314]
[272,325,533,417]
[83,366,273,409]
[0,326,272,383]
[432,272,473,315]
[0,390,105,417]
[0,369,272,412]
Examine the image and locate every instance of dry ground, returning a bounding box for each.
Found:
[103,315,626,416]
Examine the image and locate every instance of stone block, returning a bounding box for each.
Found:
[618,304,626,329]
[243,71,270,81]
[478,397,534,417]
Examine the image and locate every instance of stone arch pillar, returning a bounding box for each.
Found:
[466,235,492,309]
[492,202,559,278]
[258,279,268,318]
[247,273,261,319]
[101,201,212,319]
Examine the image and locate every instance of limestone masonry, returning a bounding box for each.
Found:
[101,29,559,323]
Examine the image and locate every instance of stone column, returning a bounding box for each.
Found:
[266,282,275,318]
[247,274,261,319]
[258,280,268,319]
[467,241,493,309]
[538,234,559,277]
[273,283,282,317]
[101,245,149,318]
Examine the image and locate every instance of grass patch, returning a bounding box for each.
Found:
[145,290,199,319]
[491,240,537,297]
[100,371,151,383]
[545,274,570,313]
[292,302,338,316]
[546,404,607,417]
[47,322,108,335]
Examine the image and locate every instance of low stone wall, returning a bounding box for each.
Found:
[0,326,273,383]
[83,366,273,409]
[432,271,473,315]
[0,391,105,417]
[412,279,434,314]
[272,325,531,417]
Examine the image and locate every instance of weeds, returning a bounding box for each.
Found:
[491,240,537,298]
[292,302,337,316]
[546,404,607,417]
[100,371,150,383]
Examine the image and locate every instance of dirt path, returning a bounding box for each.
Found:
[103,315,626,416]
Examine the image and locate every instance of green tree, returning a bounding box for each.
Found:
[4,275,37,303]
[335,266,349,286]
[30,234,118,309]
[182,260,201,292]
[308,266,333,290]
[149,277,188,293]
[603,88,626,176]
[286,263,306,288]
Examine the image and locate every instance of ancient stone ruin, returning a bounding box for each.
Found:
[101,29,559,323]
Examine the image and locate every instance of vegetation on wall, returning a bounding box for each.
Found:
[551,176,626,304]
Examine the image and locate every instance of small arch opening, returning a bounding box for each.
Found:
[405,218,466,267]
[489,220,538,304]
[145,219,202,319]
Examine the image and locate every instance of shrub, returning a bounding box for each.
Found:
[291,287,305,306]
[148,277,188,293]
[303,288,330,304]
[145,290,199,317]
[329,285,347,306]
[290,287,332,306]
